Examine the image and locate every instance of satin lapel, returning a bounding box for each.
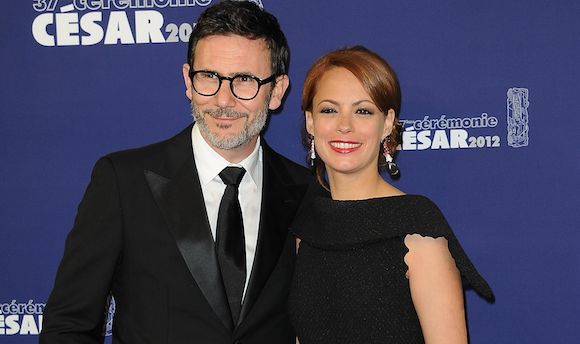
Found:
[145,156,234,332]
[238,149,302,325]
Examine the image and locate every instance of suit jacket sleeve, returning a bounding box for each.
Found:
[40,157,123,344]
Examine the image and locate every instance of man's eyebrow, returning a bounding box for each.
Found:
[192,68,259,77]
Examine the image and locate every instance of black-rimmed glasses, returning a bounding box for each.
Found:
[189,70,276,100]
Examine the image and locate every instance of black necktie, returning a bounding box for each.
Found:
[216,166,246,325]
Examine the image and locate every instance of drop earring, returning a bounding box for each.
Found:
[310,136,316,167]
[383,137,400,176]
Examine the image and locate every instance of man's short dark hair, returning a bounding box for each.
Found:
[187,0,289,76]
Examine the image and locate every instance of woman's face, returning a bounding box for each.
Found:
[305,67,395,178]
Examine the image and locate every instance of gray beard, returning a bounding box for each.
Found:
[190,101,269,150]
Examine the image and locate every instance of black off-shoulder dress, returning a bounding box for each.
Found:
[288,184,494,344]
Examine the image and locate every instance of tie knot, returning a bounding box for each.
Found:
[219,166,246,187]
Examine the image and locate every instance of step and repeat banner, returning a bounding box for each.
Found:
[2,0,579,342]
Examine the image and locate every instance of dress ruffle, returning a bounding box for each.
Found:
[291,182,495,302]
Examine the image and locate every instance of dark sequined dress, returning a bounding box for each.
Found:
[288,184,494,344]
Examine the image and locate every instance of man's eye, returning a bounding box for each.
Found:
[198,72,217,79]
[235,75,255,83]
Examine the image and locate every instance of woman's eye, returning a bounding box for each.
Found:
[356,108,373,115]
[320,107,337,114]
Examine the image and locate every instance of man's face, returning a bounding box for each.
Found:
[182,35,289,155]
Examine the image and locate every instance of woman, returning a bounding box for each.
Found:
[288,46,494,344]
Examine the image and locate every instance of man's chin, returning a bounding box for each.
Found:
[205,132,248,150]
[210,128,242,141]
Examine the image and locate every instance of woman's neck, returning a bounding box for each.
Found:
[327,170,403,200]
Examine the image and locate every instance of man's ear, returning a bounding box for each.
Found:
[182,63,193,101]
[268,74,290,110]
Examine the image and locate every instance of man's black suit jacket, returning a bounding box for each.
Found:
[40,125,311,344]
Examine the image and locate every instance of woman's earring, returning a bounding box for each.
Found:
[310,136,316,167]
[383,137,400,176]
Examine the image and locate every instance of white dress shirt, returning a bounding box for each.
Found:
[191,123,263,298]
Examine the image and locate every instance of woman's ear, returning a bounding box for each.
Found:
[383,108,396,138]
[305,111,314,136]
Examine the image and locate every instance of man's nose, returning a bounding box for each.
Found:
[215,80,236,108]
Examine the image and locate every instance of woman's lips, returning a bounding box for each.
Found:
[329,140,362,153]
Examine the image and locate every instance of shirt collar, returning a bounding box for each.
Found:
[191,122,262,186]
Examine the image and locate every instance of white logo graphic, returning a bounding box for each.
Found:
[399,113,500,151]
[507,87,529,148]
[0,300,45,335]
[31,0,214,46]
[103,295,115,337]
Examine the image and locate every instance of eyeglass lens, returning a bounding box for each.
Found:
[192,72,261,100]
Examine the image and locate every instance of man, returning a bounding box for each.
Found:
[40,1,311,343]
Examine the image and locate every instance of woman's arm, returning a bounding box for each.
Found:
[404,234,467,344]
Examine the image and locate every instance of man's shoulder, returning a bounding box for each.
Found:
[262,141,312,184]
[105,125,191,162]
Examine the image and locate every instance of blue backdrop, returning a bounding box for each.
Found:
[2,0,579,342]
